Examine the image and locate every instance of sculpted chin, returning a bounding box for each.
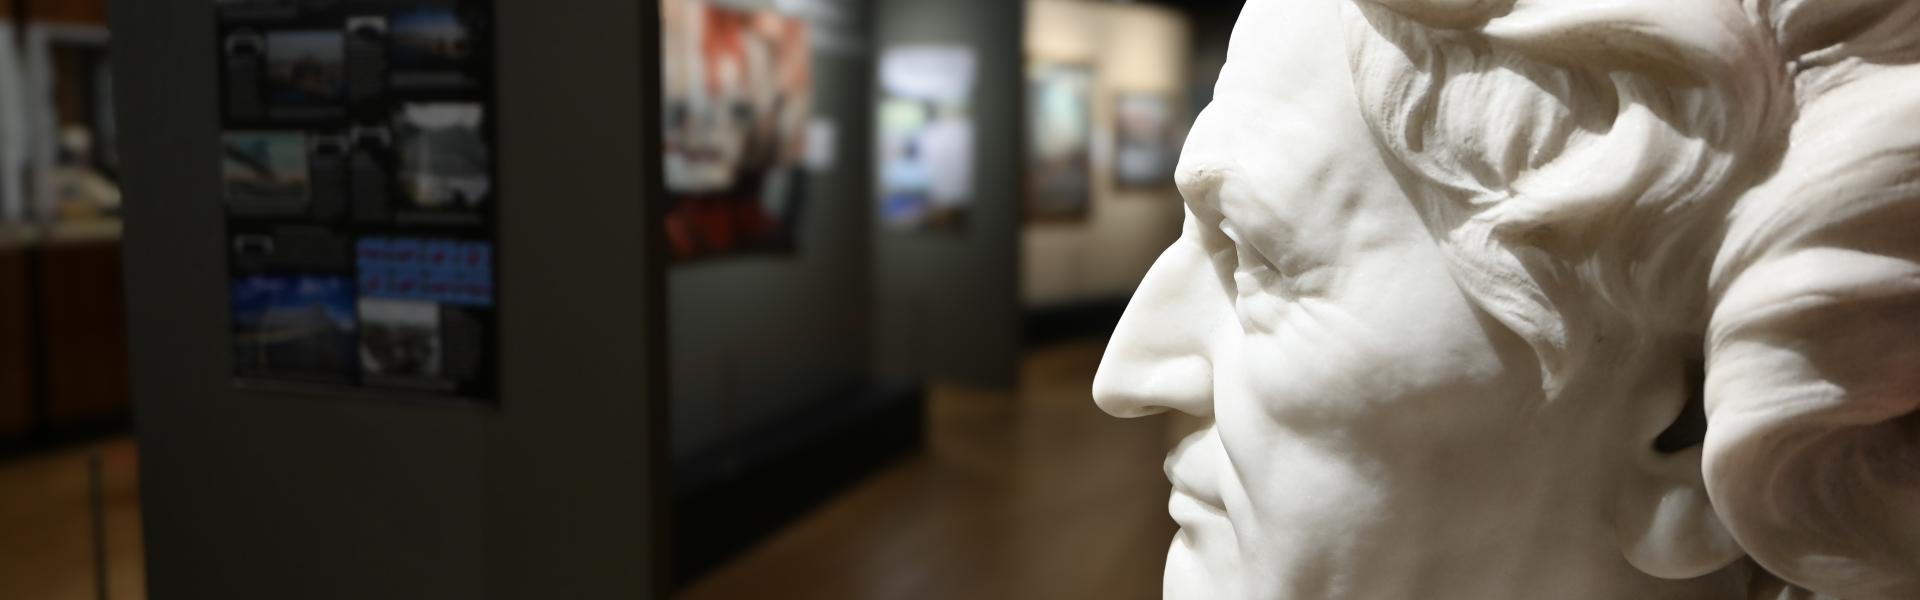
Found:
[1094,0,1920,598]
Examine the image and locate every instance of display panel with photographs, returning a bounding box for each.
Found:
[878,45,976,233]
[660,0,812,262]
[215,0,498,402]
[1114,93,1179,189]
[1026,62,1094,222]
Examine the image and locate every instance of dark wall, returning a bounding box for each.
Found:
[1187,0,1241,115]
[112,1,667,597]
[485,2,667,596]
[668,0,876,458]
[871,0,1023,388]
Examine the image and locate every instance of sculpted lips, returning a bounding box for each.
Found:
[1166,426,1229,517]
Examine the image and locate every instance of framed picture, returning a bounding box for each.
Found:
[222,131,312,215]
[230,275,358,382]
[1025,61,1093,222]
[878,45,976,233]
[263,29,345,120]
[659,0,812,262]
[1114,92,1179,189]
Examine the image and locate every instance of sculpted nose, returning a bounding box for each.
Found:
[1092,341,1213,418]
[1093,214,1231,419]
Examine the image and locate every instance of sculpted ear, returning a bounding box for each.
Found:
[1699,60,1920,600]
[1613,360,1746,579]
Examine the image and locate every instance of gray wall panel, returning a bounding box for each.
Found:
[872,0,1023,388]
[485,1,665,597]
[667,0,875,458]
[112,1,666,597]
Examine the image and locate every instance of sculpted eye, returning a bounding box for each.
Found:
[1219,221,1284,286]
[1195,213,1240,301]
[1222,220,1287,293]
[1212,219,1295,333]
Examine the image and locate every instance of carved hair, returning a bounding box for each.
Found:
[1341,0,1789,387]
[1339,0,1919,597]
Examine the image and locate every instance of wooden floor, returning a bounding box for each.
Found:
[0,341,1175,599]
[680,340,1181,600]
[0,436,147,600]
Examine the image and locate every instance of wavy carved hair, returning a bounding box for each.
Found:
[1340,0,1791,389]
[1337,1,1920,597]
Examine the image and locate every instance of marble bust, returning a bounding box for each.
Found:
[1093,0,1919,598]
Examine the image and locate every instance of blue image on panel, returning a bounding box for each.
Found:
[231,275,358,377]
[390,7,474,71]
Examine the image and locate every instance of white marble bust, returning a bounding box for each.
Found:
[1093,0,1920,598]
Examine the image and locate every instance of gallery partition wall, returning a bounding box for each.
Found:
[660,0,1028,584]
[872,0,1024,387]
[112,1,670,598]
[660,0,903,584]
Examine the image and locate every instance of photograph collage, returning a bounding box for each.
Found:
[216,0,497,399]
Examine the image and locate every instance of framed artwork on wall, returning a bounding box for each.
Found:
[878,44,976,233]
[1113,92,1179,190]
[1025,61,1093,223]
[660,0,813,262]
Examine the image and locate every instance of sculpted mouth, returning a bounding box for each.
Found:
[1166,427,1229,514]
[1167,470,1228,515]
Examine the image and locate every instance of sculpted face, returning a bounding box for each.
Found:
[1097,1,1683,597]
[1096,0,1920,598]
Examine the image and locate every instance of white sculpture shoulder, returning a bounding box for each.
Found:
[1094,1,1920,598]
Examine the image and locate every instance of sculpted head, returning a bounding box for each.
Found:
[1093,0,1920,598]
